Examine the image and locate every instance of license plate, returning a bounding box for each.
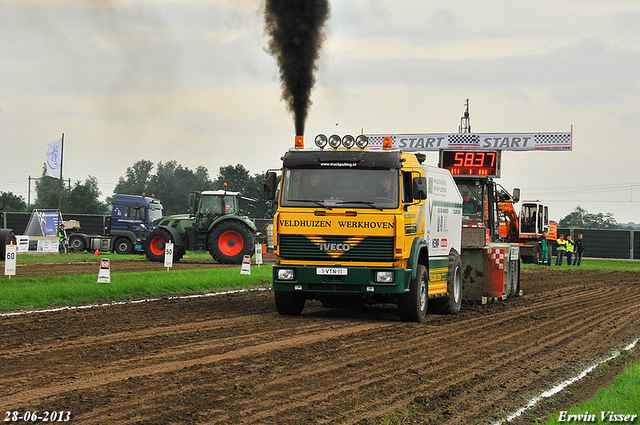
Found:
[316,267,348,276]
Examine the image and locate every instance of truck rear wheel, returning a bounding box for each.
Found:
[398,264,428,322]
[431,250,463,314]
[208,221,255,264]
[68,234,86,252]
[144,228,184,263]
[274,290,306,316]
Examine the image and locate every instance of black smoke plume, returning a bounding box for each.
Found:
[264,0,330,136]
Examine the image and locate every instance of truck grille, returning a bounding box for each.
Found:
[279,235,394,262]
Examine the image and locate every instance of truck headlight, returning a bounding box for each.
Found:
[315,134,328,149]
[342,135,355,149]
[374,270,395,283]
[355,135,369,149]
[329,134,341,148]
[277,268,296,281]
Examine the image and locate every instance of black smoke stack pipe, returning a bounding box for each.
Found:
[265,0,330,143]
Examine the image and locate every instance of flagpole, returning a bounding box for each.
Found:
[57,133,64,233]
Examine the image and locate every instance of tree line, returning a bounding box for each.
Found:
[0,163,630,228]
[0,160,270,218]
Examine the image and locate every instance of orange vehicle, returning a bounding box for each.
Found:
[498,189,557,263]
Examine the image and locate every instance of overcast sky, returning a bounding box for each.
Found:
[2,0,640,223]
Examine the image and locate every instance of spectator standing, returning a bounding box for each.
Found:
[565,235,574,266]
[573,234,586,266]
[555,234,566,266]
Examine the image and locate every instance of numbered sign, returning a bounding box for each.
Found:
[164,242,174,269]
[4,245,17,277]
[255,243,263,266]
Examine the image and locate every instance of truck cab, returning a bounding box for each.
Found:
[264,135,464,322]
[67,194,163,254]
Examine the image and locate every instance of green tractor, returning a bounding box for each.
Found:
[144,189,258,264]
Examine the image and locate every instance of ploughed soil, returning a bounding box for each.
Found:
[1,262,639,424]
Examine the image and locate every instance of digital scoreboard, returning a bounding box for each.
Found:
[438,150,501,178]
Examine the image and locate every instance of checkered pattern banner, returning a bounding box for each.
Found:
[366,132,572,151]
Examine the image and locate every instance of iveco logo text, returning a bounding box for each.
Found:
[320,243,351,252]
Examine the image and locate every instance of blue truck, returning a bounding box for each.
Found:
[67,194,163,254]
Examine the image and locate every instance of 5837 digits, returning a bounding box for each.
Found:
[4,411,71,422]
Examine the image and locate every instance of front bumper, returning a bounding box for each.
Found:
[272,265,410,295]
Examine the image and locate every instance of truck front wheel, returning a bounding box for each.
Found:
[431,250,463,314]
[208,221,255,264]
[274,290,306,316]
[398,264,428,322]
[114,238,133,255]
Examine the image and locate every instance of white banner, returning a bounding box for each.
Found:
[46,138,62,178]
[366,132,572,151]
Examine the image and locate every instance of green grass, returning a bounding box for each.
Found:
[540,357,640,424]
[522,258,640,272]
[0,252,272,312]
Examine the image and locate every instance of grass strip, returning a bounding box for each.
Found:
[522,258,640,272]
[0,265,272,311]
[541,358,640,424]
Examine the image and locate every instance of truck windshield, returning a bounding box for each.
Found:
[148,205,163,222]
[280,168,399,209]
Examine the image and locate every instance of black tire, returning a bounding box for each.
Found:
[114,237,133,255]
[274,290,306,316]
[144,228,184,263]
[431,250,463,314]
[398,264,428,322]
[208,220,255,264]
[0,230,16,260]
[68,234,86,252]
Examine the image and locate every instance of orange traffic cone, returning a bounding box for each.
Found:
[94,250,99,256]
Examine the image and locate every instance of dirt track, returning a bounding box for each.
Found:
[1,265,640,424]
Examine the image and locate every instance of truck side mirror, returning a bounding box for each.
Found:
[412,177,428,200]
[263,172,278,201]
[512,188,520,204]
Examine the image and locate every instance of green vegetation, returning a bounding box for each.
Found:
[522,258,640,271]
[0,252,272,312]
[541,356,640,424]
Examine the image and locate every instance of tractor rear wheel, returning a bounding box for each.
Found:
[208,221,255,264]
[0,230,16,261]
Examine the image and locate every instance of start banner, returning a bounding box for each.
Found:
[366,132,572,151]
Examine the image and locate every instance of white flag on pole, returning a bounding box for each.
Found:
[46,138,62,178]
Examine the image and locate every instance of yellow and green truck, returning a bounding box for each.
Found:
[263,134,463,322]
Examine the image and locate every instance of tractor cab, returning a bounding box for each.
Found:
[191,190,239,231]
